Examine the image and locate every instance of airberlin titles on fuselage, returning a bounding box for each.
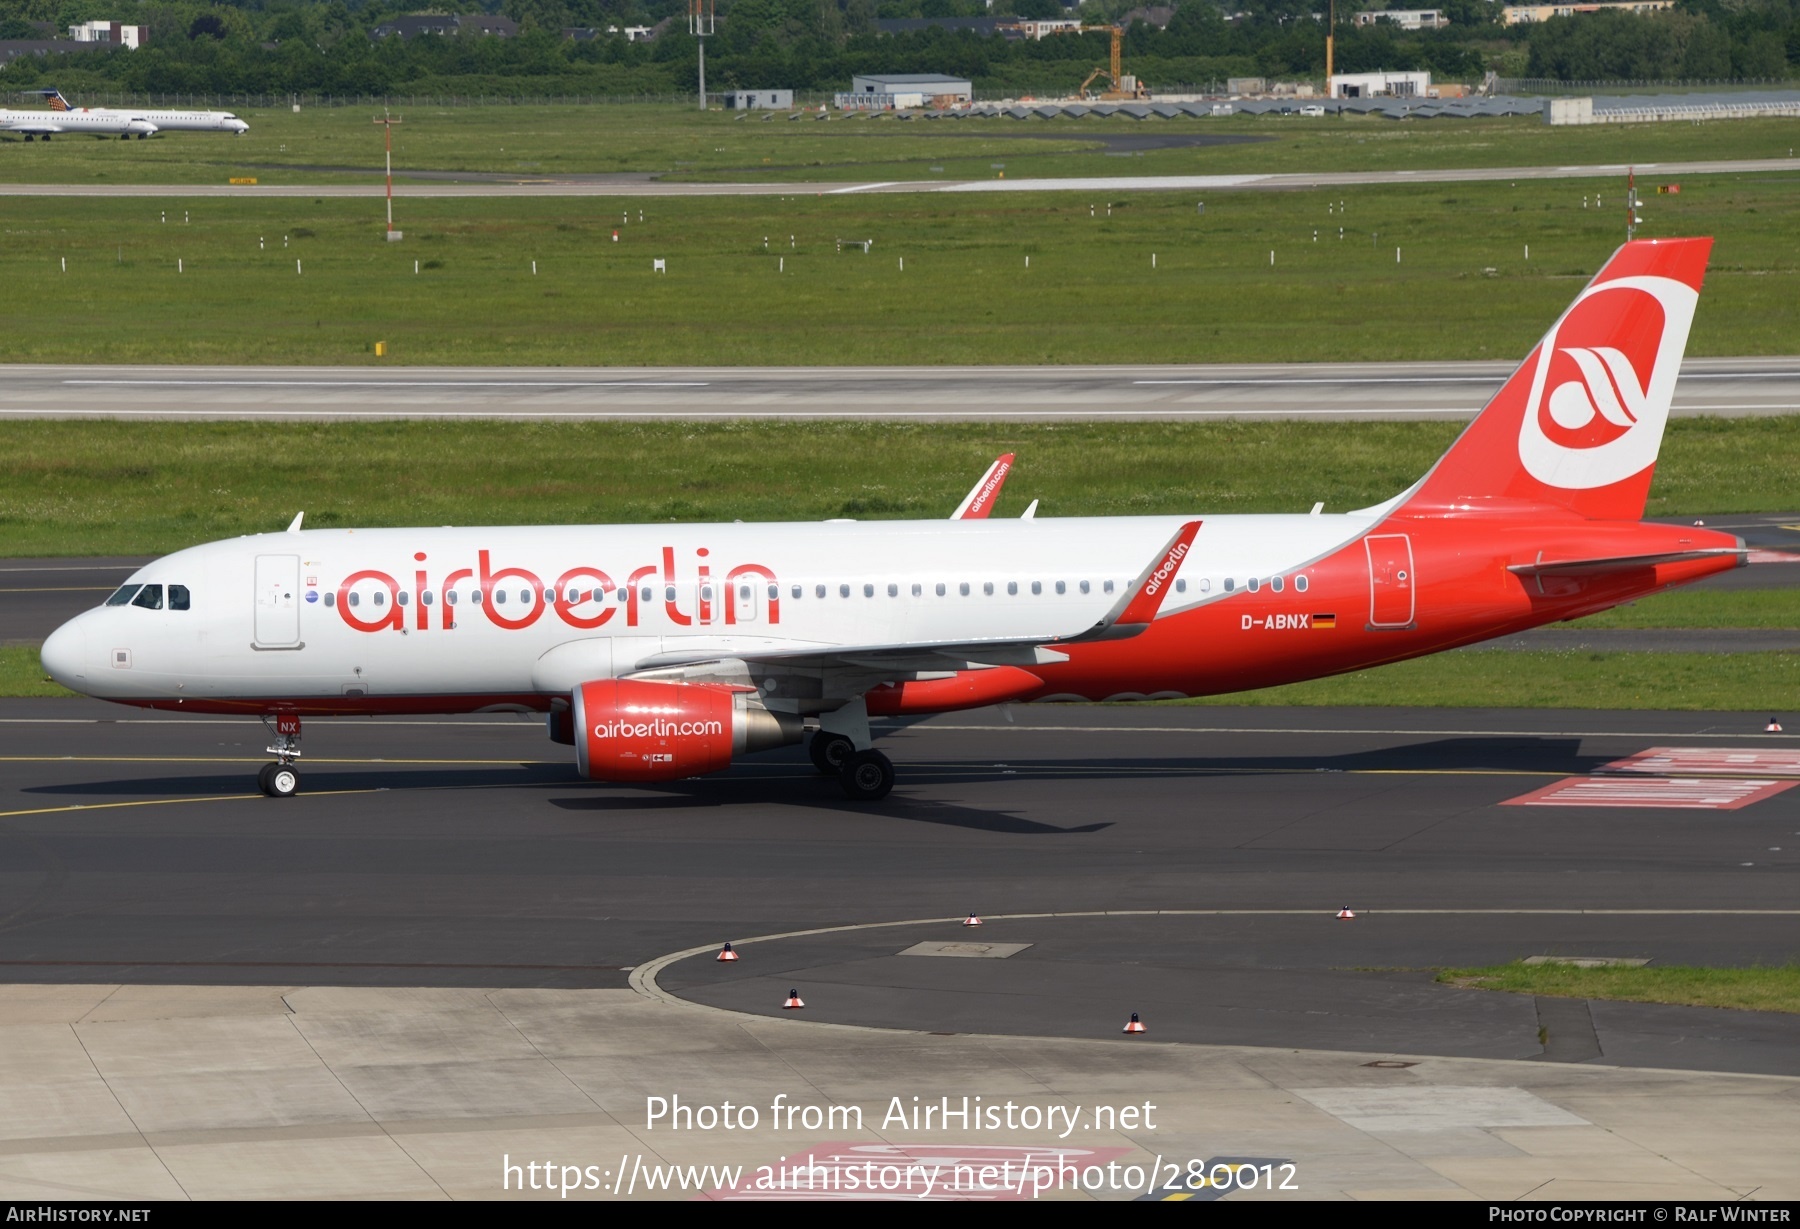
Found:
[331,546,779,634]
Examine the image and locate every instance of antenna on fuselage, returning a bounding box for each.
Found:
[286,511,304,533]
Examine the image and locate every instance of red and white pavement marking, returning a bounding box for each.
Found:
[1601,747,1800,778]
[1504,776,1798,810]
[706,1142,1135,1201]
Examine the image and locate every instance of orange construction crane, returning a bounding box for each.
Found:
[994,20,1148,100]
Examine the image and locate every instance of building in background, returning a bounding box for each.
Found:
[1502,1,1673,23]
[722,89,793,110]
[840,73,973,109]
[1330,70,1431,98]
[1352,9,1450,30]
[67,20,145,49]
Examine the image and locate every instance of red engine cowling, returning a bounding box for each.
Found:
[572,679,801,783]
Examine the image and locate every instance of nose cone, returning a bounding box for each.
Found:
[39,619,88,690]
[228,120,248,134]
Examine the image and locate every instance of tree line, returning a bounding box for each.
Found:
[0,0,1793,96]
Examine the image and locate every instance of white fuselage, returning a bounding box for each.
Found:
[0,108,155,138]
[41,514,1363,708]
[115,109,248,134]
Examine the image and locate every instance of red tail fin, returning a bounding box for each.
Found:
[1400,238,1710,521]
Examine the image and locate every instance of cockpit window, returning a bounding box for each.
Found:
[168,585,191,611]
[104,584,142,607]
[130,584,164,610]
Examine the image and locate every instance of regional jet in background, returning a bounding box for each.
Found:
[36,89,248,135]
[42,239,1745,802]
[1,99,154,140]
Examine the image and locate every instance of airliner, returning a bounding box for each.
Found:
[41,238,1745,802]
[1,102,154,140]
[37,89,248,135]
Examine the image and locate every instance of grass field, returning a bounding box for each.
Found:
[6,418,1800,555]
[4,174,1797,366]
[2,103,1797,186]
[1439,962,1800,1014]
[1569,587,1798,629]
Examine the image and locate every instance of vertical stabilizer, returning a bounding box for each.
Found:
[1399,237,1710,521]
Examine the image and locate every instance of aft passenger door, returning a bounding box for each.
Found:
[1364,534,1415,630]
[253,554,302,647]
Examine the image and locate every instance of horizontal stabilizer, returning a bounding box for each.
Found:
[1508,547,1742,578]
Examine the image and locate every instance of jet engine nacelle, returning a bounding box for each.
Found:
[572,678,801,783]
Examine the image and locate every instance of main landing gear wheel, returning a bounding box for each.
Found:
[259,763,299,798]
[839,749,894,801]
[809,731,855,775]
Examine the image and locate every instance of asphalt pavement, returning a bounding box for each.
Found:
[7,358,1800,422]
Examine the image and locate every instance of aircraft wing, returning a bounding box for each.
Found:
[949,453,1015,519]
[630,520,1201,675]
[2,119,63,135]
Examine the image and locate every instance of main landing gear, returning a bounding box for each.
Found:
[811,731,894,801]
[258,714,302,798]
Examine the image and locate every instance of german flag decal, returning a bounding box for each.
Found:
[1312,614,1337,629]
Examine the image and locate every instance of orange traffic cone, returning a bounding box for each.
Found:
[1337,907,1355,920]
[963,913,983,927]
[1769,718,1784,733]
[783,989,804,1010]
[717,942,739,962]
[1122,1012,1147,1034]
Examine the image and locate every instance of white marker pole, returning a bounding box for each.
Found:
[60,257,65,272]
[779,257,784,273]
[1270,250,1274,266]
[1524,244,1530,261]
[296,260,302,275]
[532,260,537,275]
[899,257,904,271]
[1152,253,1157,269]
[1396,247,1401,263]
[178,259,183,273]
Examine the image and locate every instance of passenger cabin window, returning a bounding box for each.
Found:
[983,582,993,596]
[1296,575,1310,593]
[840,583,851,599]
[1031,581,1042,595]
[1200,578,1211,593]
[1079,580,1090,595]
[105,585,142,607]
[1247,577,1260,593]
[1055,581,1066,595]
[792,585,803,599]
[1104,580,1115,594]
[888,583,899,598]
[935,583,946,597]
[1271,575,1284,593]
[863,583,874,598]
[1223,578,1235,592]
[131,584,163,610]
[1175,579,1186,593]
[959,582,970,596]
[447,590,458,605]
[1007,581,1018,596]
[911,583,922,597]
[768,583,778,601]
[324,592,335,608]
[816,584,827,599]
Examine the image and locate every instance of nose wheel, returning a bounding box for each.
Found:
[257,763,299,798]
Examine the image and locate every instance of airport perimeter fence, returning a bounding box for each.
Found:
[1492,76,1792,95]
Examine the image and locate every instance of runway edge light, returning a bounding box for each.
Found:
[1337,907,1356,920]
[1123,1013,1147,1034]
[783,989,804,1010]
[717,942,739,962]
[963,912,983,927]
[1769,718,1784,733]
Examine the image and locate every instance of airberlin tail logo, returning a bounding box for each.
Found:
[1517,274,1697,491]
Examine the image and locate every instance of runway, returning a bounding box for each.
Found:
[2,156,1796,197]
[1,699,1796,1074]
[8,357,1800,422]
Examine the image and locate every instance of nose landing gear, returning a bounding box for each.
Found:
[259,713,302,797]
